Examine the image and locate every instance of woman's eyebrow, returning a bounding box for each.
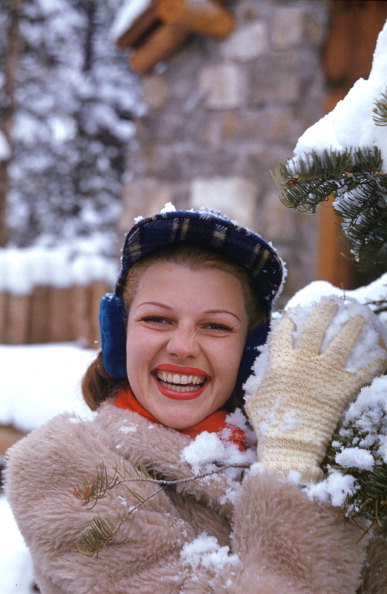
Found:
[136,303,241,321]
[136,301,172,310]
[204,309,242,321]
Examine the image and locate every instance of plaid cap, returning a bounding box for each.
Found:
[115,209,284,308]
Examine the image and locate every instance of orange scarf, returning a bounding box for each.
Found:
[115,389,247,451]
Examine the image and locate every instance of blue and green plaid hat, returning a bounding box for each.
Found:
[116,209,284,306]
[100,208,284,381]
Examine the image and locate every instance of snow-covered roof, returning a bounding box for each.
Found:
[110,0,152,41]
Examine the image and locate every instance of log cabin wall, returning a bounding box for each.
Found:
[120,0,331,305]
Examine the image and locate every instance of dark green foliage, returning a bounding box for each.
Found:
[324,405,387,537]
[274,147,387,271]
[373,91,387,126]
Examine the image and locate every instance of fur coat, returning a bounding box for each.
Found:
[5,399,369,593]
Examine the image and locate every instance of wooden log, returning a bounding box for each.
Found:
[28,285,50,343]
[6,293,30,344]
[0,424,26,455]
[116,4,160,49]
[68,285,90,345]
[46,286,73,342]
[157,0,234,38]
[88,280,111,349]
[0,291,7,342]
[130,23,189,73]
[316,194,356,289]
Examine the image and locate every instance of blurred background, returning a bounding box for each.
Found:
[1,0,387,350]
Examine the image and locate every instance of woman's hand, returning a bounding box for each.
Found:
[245,297,386,483]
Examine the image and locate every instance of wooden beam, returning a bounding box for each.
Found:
[6,294,30,344]
[130,23,189,74]
[29,285,50,343]
[116,4,160,49]
[157,0,235,38]
[0,424,26,455]
[316,194,356,288]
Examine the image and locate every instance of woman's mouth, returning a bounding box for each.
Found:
[152,366,210,400]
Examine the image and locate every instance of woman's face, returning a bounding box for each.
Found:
[126,261,249,429]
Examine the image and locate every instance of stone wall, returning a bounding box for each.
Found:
[121,0,330,305]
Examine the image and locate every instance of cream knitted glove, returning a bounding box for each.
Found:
[244,297,387,483]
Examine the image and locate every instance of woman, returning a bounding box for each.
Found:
[5,208,385,593]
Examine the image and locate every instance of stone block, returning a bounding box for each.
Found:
[235,1,263,22]
[271,7,304,49]
[220,22,268,62]
[190,176,257,227]
[141,75,169,109]
[198,63,247,109]
[249,54,300,105]
[120,178,175,232]
[304,12,328,47]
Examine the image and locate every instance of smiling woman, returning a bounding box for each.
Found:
[125,261,248,429]
[5,206,386,593]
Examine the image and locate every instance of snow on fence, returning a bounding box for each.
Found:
[0,247,117,346]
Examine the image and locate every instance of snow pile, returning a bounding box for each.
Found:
[0,245,117,295]
[0,344,95,433]
[0,497,35,594]
[286,274,387,322]
[181,431,255,476]
[307,375,387,510]
[295,20,387,167]
[180,408,256,506]
[0,342,96,593]
[180,533,240,572]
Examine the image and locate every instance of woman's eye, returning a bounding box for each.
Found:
[203,323,233,332]
[142,316,170,325]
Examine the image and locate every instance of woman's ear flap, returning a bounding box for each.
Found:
[236,322,270,393]
[99,294,127,379]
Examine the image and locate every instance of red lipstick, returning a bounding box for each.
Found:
[154,364,209,377]
[152,364,210,400]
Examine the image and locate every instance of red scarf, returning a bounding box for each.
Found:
[115,389,247,451]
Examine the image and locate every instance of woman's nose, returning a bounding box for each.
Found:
[166,326,199,359]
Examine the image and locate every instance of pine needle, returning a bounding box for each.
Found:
[373,90,387,126]
[74,460,249,556]
[76,515,117,556]
[324,410,387,539]
[73,463,120,509]
[273,146,386,269]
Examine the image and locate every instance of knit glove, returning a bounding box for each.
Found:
[244,297,387,483]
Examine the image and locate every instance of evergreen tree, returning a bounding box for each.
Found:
[274,88,387,540]
[273,91,387,274]
[1,0,143,254]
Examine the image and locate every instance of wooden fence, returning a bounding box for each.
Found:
[0,280,112,345]
[0,247,116,346]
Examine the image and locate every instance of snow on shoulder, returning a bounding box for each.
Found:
[180,532,240,573]
[181,429,255,477]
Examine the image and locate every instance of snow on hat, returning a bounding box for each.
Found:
[99,206,285,381]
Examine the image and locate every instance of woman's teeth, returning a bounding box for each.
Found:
[155,371,206,391]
